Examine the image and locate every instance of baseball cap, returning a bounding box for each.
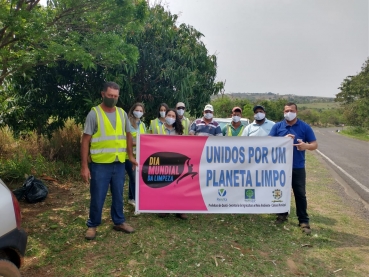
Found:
[232,106,242,113]
[253,105,265,113]
[204,104,214,112]
[176,102,185,108]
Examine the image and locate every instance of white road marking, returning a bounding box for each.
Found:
[316,149,369,194]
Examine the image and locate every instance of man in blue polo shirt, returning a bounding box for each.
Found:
[241,105,275,136]
[269,102,318,235]
[189,104,222,136]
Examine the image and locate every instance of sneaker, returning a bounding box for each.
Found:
[113,223,135,233]
[176,213,188,220]
[299,223,311,235]
[128,199,136,207]
[275,215,288,224]
[85,227,97,240]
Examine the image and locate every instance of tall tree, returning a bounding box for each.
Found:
[1,0,147,136]
[122,5,222,120]
[336,58,369,127]
[0,0,146,87]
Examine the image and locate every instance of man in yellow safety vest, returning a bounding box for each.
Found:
[222,106,246,136]
[81,82,137,240]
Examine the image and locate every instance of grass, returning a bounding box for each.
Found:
[339,126,369,142]
[9,152,369,277]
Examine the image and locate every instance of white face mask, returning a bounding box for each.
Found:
[204,112,213,119]
[284,112,297,121]
[165,117,176,125]
[160,111,166,118]
[254,112,265,121]
[133,111,143,119]
[177,109,185,116]
[232,116,241,123]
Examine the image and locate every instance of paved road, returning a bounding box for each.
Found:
[313,127,369,203]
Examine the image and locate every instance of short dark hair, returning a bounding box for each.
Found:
[285,102,297,110]
[102,81,120,92]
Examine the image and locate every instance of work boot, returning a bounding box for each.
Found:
[85,227,97,240]
[275,214,288,224]
[176,213,188,220]
[299,223,311,235]
[113,223,135,234]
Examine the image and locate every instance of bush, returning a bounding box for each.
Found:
[0,121,82,182]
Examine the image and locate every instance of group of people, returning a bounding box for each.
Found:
[81,81,318,240]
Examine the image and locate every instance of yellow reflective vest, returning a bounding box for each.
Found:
[226,124,245,137]
[150,118,163,134]
[181,117,191,135]
[90,105,127,163]
[132,122,146,156]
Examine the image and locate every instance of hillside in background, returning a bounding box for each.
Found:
[215,92,335,104]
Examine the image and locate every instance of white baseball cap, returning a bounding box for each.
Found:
[204,104,214,112]
[176,102,185,108]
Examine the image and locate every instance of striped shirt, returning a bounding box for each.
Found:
[189,118,223,136]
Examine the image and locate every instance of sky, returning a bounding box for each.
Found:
[162,0,368,97]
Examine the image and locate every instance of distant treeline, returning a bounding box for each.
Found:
[214,92,335,104]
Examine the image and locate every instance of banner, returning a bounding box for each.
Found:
[136,135,293,214]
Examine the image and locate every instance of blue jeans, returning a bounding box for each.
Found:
[87,162,126,227]
[125,160,136,200]
[279,168,309,224]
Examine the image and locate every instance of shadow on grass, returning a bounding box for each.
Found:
[311,214,338,226]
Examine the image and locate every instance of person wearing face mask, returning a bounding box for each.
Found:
[241,105,275,136]
[269,102,318,235]
[156,109,187,220]
[156,108,184,135]
[125,103,147,208]
[189,104,222,136]
[81,82,137,240]
[222,107,246,136]
[176,102,191,135]
[150,103,169,134]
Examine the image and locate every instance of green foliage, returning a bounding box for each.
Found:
[211,96,287,122]
[0,0,147,86]
[1,0,148,136]
[340,126,369,141]
[211,96,252,118]
[336,58,369,127]
[2,2,220,134]
[0,122,82,181]
[122,5,222,120]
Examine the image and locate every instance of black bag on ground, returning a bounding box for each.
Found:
[13,176,49,203]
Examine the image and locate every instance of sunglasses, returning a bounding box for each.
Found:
[177,107,185,110]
